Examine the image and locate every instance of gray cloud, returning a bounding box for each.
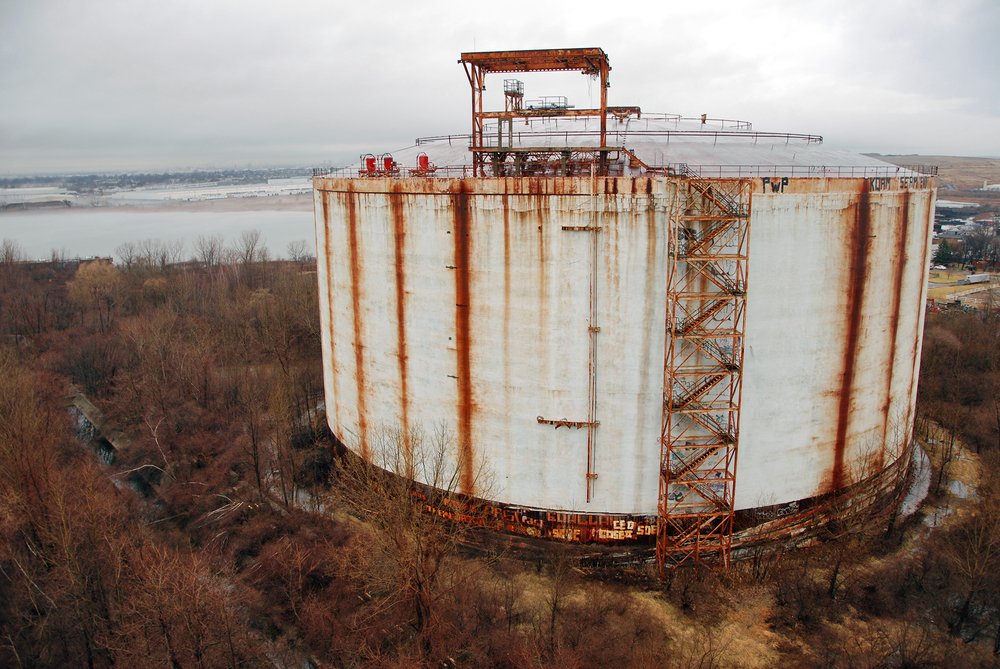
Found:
[2,0,998,174]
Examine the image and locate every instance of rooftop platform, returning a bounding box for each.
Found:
[315,114,935,180]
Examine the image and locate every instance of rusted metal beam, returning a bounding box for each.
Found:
[460,48,616,177]
[458,48,609,74]
[477,107,624,119]
[468,146,620,153]
[537,416,600,429]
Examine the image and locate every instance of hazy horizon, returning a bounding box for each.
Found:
[3,1,999,175]
[3,151,1000,182]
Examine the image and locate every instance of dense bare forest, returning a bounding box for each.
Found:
[1,236,999,668]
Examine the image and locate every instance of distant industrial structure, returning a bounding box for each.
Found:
[312,48,937,571]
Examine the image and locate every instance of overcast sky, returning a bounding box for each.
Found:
[2,0,998,175]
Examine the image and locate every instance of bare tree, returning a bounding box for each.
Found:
[67,261,122,332]
[194,234,225,268]
[236,368,272,501]
[963,229,989,263]
[0,239,24,290]
[541,548,574,657]
[233,229,268,267]
[817,427,903,601]
[326,424,492,659]
[941,474,1000,640]
[115,541,258,668]
[931,405,967,495]
[1,238,24,264]
[114,241,140,270]
[286,239,313,263]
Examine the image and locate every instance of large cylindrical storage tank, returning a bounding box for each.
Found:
[314,159,934,548]
[311,47,935,557]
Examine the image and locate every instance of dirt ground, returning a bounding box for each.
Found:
[872,154,1000,192]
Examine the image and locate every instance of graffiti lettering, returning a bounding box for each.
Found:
[900,176,929,189]
[868,177,891,192]
[416,488,661,545]
[597,528,631,540]
[551,527,582,541]
[761,176,789,193]
[635,524,657,536]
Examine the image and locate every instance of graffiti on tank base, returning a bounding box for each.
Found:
[900,176,930,189]
[761,176,789,193]
[551,527,582,541]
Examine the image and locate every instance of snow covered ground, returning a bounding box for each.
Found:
[936,199,980,208]
[105,178,311,204]
[0,186,79,206]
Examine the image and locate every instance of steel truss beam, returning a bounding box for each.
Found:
[471,147,624,177]
[460,48,611,177]
[657,178,752,572]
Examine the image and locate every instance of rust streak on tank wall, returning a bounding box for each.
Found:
[321,191,341,432]
[502,194,512,444]
[346,185,369,459]
[880,191,911,467]
[390,186,411,458]
[533,182,548,384]
[832,183,871,490]
[503,195,512,339]
[453,183,476,493]
[906,195,933,444]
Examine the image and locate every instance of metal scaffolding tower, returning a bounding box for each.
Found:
[459,48,640,177]
[657,177,752,572]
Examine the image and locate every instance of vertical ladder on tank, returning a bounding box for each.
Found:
[657,178,752,573]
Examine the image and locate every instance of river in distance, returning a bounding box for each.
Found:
[1,203,315,261]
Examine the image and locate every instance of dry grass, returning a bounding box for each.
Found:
[927,283,984,301]
[927,270,970,284]
[873,154,1000,191]
[712,588,783,668]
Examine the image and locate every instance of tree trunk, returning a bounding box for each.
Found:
[414,584,432,658]
[951,589,975,636]
[828,557,842,599]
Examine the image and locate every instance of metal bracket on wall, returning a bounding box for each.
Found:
[537,416,600,429]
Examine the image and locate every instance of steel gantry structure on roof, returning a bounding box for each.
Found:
[459,48,642,177]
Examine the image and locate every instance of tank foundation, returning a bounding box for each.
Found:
[332,433,914,566]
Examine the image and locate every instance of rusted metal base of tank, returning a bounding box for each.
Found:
[729,441,914,558]
[330,435,914,570]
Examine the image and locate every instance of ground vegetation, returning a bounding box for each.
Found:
[1,235,999,667]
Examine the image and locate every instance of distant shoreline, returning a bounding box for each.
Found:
[113,193,314,213]
[0,192,314,216]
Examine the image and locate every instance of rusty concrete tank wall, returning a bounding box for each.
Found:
[313,174,935,522]
[314,177,672,514]
[737,178,934,510]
